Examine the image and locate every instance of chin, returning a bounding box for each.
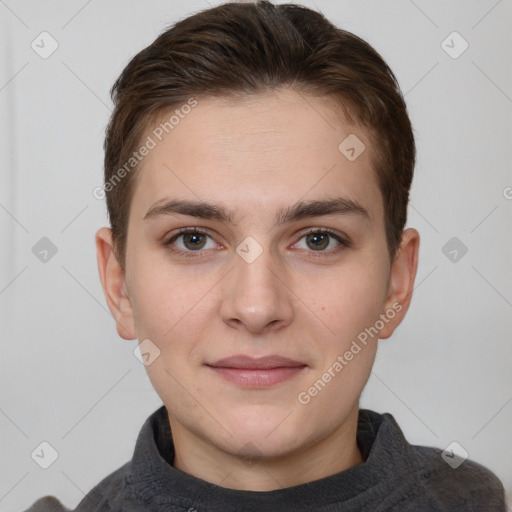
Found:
[228,431,304,461]
[220,409,308,454]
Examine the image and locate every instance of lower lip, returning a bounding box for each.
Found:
[207,366,306,387]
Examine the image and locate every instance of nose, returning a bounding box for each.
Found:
[220,243,294,334]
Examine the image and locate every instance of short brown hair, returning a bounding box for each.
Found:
[103,1,415,269]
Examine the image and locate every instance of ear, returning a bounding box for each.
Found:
[379,228,420,339]
[95,227,136,340]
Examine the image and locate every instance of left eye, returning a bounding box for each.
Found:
[295,231,343,251]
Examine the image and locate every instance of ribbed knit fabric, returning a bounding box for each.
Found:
[25,406,506,511]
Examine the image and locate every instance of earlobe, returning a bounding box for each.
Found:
[95,227,137,340]
[379,228,420,340]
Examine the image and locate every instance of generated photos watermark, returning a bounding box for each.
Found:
[93,97,198,200]
[297,302,402,405]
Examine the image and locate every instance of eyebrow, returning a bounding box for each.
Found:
[143,197,370,225]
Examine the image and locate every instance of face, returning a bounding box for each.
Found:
[97,87,418,463]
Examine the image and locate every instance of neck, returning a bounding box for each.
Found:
[170,406,364,491]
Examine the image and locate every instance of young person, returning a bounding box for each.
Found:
[27,1,506,510]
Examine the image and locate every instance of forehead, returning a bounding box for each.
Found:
[130,88,383,224]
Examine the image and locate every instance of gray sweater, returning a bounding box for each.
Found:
[25,406,506,511]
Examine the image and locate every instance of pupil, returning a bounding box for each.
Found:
[307,233,328,250]
[184,233,206,250]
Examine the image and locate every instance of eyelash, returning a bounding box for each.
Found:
[164,227,350,259]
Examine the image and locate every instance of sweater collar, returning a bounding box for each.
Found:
[128,405,413,511]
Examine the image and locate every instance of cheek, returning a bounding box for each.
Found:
[128,253,214,339]
[294,264,386,427]
[129,269,210,407]
[300,257,389,342]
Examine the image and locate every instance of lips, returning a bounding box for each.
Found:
[206,355,307,387]
[209,355,306,369]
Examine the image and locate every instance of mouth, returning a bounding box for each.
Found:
[205,355,307,388]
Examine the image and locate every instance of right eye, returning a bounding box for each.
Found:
[164,228,219,257]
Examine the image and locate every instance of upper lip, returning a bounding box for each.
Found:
[207,355,306,369]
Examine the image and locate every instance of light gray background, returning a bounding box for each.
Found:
[1,0,511,510]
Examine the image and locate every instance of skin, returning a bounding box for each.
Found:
[96,87,419,491]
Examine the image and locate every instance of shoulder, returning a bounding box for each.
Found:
[406,442,506,510]
[74,462,133,511]
[24,407,166,512]
[364,410,507,511]
[23,496,70,512]
[24,462,131,512]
